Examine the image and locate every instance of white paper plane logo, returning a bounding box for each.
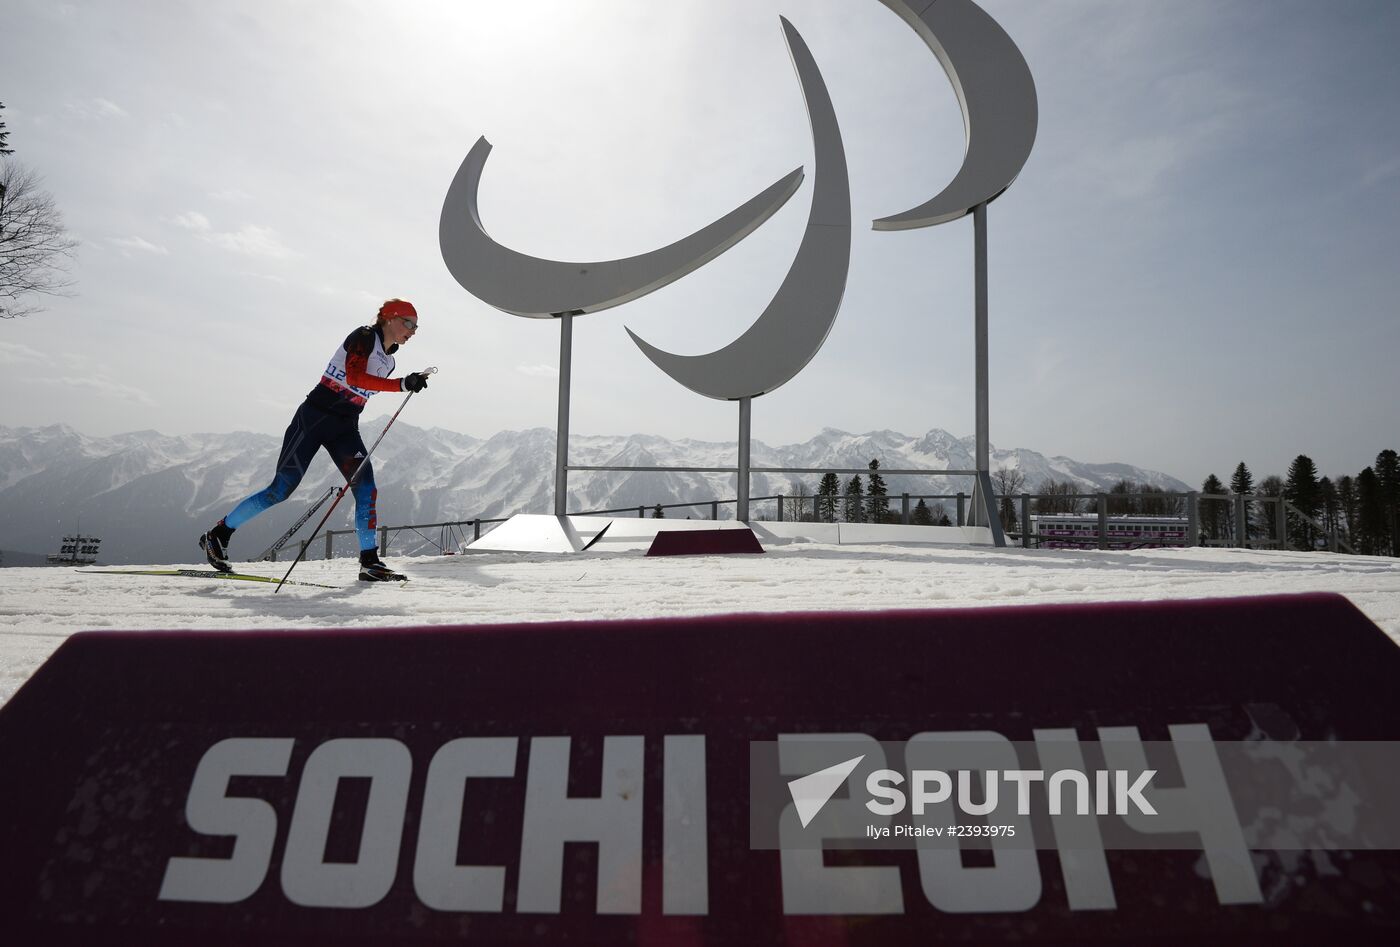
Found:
[787,754,865,828]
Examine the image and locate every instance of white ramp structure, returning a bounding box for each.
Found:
[464,515,611,555]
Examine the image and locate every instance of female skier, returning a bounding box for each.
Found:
[199,299,431,581]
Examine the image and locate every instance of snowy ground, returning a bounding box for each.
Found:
[3,542,1399,710]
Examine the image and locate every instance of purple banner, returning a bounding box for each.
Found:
[1,593,1398,944]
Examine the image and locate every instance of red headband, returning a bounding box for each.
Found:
[377,299,417,321]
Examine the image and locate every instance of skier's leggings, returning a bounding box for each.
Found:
[225,401,379,552]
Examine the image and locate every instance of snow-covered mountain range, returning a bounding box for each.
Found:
[0,423,1188,564]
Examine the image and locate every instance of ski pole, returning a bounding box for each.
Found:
[254,486,335,562]
[275,367,437,592]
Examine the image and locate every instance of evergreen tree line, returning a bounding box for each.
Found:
[1197,450,1399,555]
[773,460,955,526]
[745,447,1399,557]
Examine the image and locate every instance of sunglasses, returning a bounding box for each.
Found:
[398,317,418,330]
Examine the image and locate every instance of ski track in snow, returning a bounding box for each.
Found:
[2,544,1398,708]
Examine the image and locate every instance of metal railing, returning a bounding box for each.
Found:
[273,490,1357,560]
[278,495,789,561]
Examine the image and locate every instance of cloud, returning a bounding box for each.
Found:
[516,363,559,378]
[94,98,128,118]
[170,211,211,232]
[205,224,298,260]
[0,341,47,365]
[53,376,156,406]
[65,97,129,120]
[108,235,169,256]
[169,212,298,261]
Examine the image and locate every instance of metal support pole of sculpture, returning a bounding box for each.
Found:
[738,397,752,522]
[554,312,573,517]
[968,202,1002,538]
[967,204,1004,542]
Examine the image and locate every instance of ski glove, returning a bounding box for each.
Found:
[402,372,430,393]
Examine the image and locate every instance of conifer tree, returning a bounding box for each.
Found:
[652,503,665,519]
[1336,475,1359,546]
[1256,475,1283,545]
[1200,474,1226,542]
[843,474,865,523]
[1283,455,1320,550]
[1319,476,1340,543]
[1230,462,1255,540]
[912,498,934,526]
[865,459,890,524]
[0,102,13,157]
[816,472,841,523]
[1375,449,1400,556]
[1357,467,1384,555]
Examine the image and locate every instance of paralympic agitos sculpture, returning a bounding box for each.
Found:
[440,0,1036,532]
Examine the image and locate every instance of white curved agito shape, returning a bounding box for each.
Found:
[873,0,1038,230]
[439,139,803,318]
[627,17,852,401]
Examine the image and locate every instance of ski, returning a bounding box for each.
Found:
[252,486,336,562]
[77,568,342,590]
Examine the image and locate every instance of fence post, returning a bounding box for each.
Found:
[379,526,388,555]
[813,494,819,523]
[1097,494,1108,550]
[901,493,910,525]
[1235,494,1248,549]
[1275,498,1287,550]
[1021,494,1031,548]
[473,519,480,541]
[777,495,785,522]
[957,492,966,527]
[325,529,334,560]
[638,506,645,519]
[1186,491,1199,547]
[711,501,719,521]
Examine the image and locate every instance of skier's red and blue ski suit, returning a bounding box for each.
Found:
[223,325,402,553]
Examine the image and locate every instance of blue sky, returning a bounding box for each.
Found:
[2,0,1397,487]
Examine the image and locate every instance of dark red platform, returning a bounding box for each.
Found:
[645,527,764,556]
[1,593,1397,944]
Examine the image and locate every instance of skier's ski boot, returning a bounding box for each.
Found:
[359,552,407,582]
[200,526,233,573]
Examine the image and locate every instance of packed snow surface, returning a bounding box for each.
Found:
[3,542,1398,710]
